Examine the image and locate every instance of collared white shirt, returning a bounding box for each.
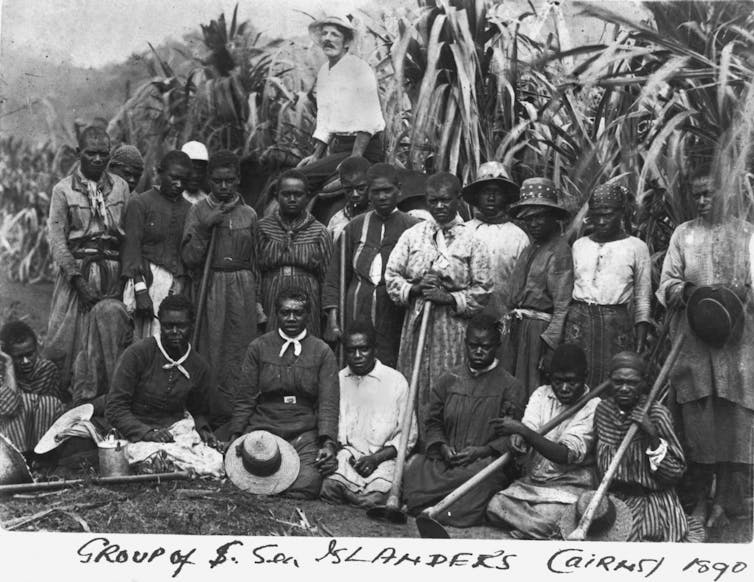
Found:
[338,360,417,455]
[571,235,652,323]
[312,53,386,144]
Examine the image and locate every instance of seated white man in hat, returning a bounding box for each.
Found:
[0,321,65,460]
[326,156,371,242]
[402,314,526,527]
[594,351,701,542]
[105,294,222,475]
[320,319,417,508]
[226,286,339,499]
[486,344,600,539]
[296,14,385,194]
[181,141,210,205]
[463,162,529,319]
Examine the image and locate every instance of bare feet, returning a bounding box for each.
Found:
[706,503,730,528]
[691,499,708,523]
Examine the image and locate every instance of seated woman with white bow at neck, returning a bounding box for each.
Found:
[225,286,340,499]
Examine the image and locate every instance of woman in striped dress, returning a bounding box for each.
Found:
[595,351,690,542]
[258,170,334,336]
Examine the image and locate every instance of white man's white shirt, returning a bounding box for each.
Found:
[312,53,386,145]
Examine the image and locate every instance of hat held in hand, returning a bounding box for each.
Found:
[559,490,633,542]
[225,430,300,495]
[686,285,744,348]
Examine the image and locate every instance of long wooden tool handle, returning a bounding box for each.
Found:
[426,378,613,520]
[566,334,685,540]
[384,302,433,510]
[191,226,218,348]
[0,471,191,496]
[338,232,347,367]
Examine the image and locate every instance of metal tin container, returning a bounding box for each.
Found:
[98,437,130,477]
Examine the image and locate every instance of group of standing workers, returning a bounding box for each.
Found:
[0,12,750,542]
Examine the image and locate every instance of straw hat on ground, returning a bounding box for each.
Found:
[559,490,633,542]
[224,430,300,495]
[34,403,99,455]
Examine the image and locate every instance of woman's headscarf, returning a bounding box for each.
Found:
[609,351,647,376]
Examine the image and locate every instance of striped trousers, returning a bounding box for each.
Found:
[0,392,65,453]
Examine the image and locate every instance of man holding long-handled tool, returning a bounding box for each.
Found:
[568,351,696,542]
[182,150,265,429]
[324,163,419,368]
[486,344,601,539]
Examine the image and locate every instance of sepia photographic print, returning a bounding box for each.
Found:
[0,0,752,580]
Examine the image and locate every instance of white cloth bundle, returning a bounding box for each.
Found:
[125,416,224,478]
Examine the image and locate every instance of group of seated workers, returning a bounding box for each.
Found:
[2,282,698,542]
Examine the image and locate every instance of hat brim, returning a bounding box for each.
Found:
[34,403,94,454]
[558,494,633,542]
[510,201,570,219]
[308,18,356,39]
[461,178,520,206]
[224,432,301,495]
[687,286,744,347]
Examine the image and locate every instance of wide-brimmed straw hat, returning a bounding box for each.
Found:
[34,403,100,454]
[308,15,356,42]
[225,431,300,495]
[559,490,633,542]
[686,285,745,348]
[509,177,569,219]
[461,161,519,206]
[0,434,32,485]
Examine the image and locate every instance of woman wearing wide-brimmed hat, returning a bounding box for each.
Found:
[564,183,652,389]
[503,178,573,396]
[657,169,754,529]
[463,162,529,319]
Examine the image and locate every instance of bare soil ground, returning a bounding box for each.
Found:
[0,275,751,542]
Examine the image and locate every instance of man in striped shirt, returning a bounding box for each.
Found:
[323,163,419,367]
[0,321,65,457]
